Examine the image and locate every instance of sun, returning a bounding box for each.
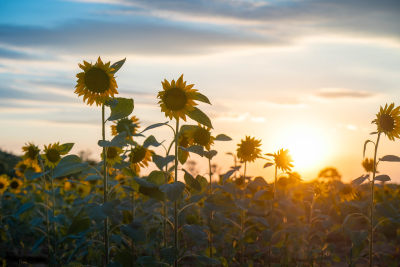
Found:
[275,123,330,174]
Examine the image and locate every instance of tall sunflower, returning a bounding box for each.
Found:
[75,57,118,106]
[111,116,140,138]
[157,74,198,121]
[272,149,294,172]
[0,175,9,194]
[187,124,214,151]
[102,146,123,166]
[22,142,40,164]
[128,145,152,174]
[42,142,66,168]
[362,158,375,173]
[236,136,262,163]
[372,103,400,141]
[8,178,23,194]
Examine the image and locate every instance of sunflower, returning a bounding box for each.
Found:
[187,124,214,151]
[178,127,194,164]
[8,178,23,194]
[15,160,41,178]
[362,158,375,173]
[115,173,127,185]
[0,175,9,194]
[272,149,294,172]
[157,74,199,121]
[372,103,400,141]
[22,142,40,164]
[76,181,91,196]
[236,136,262,163]
[75,57,118,106]
[339,183,358,202]
[128,145,152,174]
[111,116,140,138]
[42,142,66,168]
[102,146,123,166]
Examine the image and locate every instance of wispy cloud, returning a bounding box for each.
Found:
[314,88,377,99]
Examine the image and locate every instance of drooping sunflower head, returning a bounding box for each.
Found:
[9,178,23,194]
[0,174,9,194]
[339,183,357,202]
[22,142,40,163]
[111,116,140,138]
[42,142,65,168]
[372,103,400,141]
[273,149,294,172]
[75,57,118,106]
[236,136,262,163]
[177,127,194,164]
[15,160,41,178]
[362,158,375,173]
[157,74,198,121]
[102,146,122,166]
[128,145,152,174]
[187,124,214,151]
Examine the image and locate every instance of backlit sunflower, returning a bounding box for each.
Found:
[22,142,40,164]
[236,136,262,163]
[362,158,375,173]
[75,57,118,106]
[157,74,198,121]
[111,116,140,138]
[187,124,214,151]
[42,142,66,168]
[8,178,23,194]
[272,149,294,172]
[178,127,194,164]
[15,160,41,178]
[102,146,123,166]
[372,103,400,141]
[0,175,9,194]
[128,145,152,174]
[339,183,358,202]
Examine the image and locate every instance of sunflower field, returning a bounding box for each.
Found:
[1,57,400,267]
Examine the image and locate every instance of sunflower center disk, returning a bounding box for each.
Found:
[0,183,4,189]
[47,149,61,163]
[85,67,110,93]
[117,119,134,134]
[241,142,255,157]
[130,147,146,163]
[163,87,187,111]
[10,181,19,189]
[380,114,395,132]
[193,129,211,146]
[28,147,38,159]
[107,147,118,159]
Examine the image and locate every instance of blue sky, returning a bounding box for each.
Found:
[0,0,400,182]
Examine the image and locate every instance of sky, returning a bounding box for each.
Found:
[0,0,399,183]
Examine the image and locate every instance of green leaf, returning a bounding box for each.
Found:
[143,135,163,148]
[351,175,369,186]
[152,154,175,170]
[98,132,128,147]
[139,122,169,134]
[134,177,165,201]
[68,216,91,235]
[14,202,34,218]
[60,143,74,154]
[110,58,126,74]
[107,97,134,121]
[160,182,185,201]
[264,162,274,168]
[180,145,204,157]
[86,203,107,222]
[183,169,202,191]
[53,155,89,178]
[215,134,232,141]
[31,236,45,253]
[25,170,49,180]
[85,175,102,181]
[222,166,241,183]
[187,107,213,128]
[121,222,146,243]
[204,150,217,160]
[192,92,211,104]
[380,155,400,162]
[363,140,374,158]
[147,171,166,186]
[374,174,391,182]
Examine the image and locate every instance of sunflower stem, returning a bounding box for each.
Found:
[50,170,57,264]
[240,161,247,265]
[369,132,381,267]
[131,190,135,262]
[174,118,179,267]
[273,165,278,200]
[102,104,109,265]
[208,157,213,262]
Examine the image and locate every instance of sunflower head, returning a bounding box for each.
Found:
[128,145,152,174]
[339,183,357,202]
[42,142,66,168]
[273,149,294,172]
[9,178,23,194]
[157,74,199,121]
[76,181,91,196]
[111,116,140,138]
[362,158,375,173]
[177,127,194,164]
[236,136,262,163]
[102,146,122,166]
[0,175,10,194]
[75,57,118,106]
[372,103,400,141]
[15,160,41,178]
[187,124,214,151]
[22,142,40,163]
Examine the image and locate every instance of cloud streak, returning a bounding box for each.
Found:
[314,88,376,99]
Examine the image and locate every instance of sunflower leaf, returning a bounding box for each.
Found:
[152,154,175,170]
[183,169,202,192]
[143,135,163,148]
[180,145,204,157]
[187,107,213,128]
[204,150,217,160]
[192,92,211,105]
[60,143,74,154]
[351,175,369,186]
[374,174,391,182]
[110,58,126,74]
[107,97,134,121]
[140,122,169,134]
[53,155,89,179]
[215,134,232,141]
[363,140,374,158]
[264,162,274,168]
[380,155,400,162]
[160,182,185,201]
